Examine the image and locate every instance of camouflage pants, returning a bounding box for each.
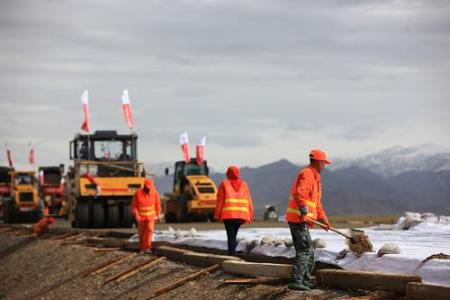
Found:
[288,222,314,284]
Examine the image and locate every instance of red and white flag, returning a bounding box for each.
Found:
[39,170,44,186]
[121,89,134,130]
[28,143,35,164]
[5,146,13,167]
[196,136,206,165]
[80,90,89,132]
[179,132,190,163]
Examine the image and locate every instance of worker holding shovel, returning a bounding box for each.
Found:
[285,149,331,291]
[131,178,161,254]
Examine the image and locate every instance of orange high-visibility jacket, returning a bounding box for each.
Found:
[214,180,253,222]
[285,166,328,225]
[131,188,161,221]
[33,217,54,236]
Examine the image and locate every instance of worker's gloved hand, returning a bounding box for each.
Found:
[299,206,308,215]
[318,218,330,231]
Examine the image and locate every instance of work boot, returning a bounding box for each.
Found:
[287,282,310,291]
[302,281,317,289]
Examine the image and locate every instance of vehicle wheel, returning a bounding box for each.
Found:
[76,203,90,228]
[3,201,10,224]
[91,203,105,228]
[120,204,133,228]
[5,201,17,224]
[106,205,120,228]
[176,197,187,222]
[32,200,44,222]
[165,213,176,223]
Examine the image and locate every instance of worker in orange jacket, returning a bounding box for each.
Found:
[33,216,55,236]
[131,178,161,254]
[285,149,331,291]
[214,166,254,256]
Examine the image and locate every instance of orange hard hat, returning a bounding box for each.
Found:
[309,149,331,164]
[143,178,154,189]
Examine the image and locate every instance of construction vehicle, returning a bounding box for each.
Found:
[38,165,66,216]
[0,166,14,219]
[162,158,217,222]
[3,170,43,223]
[65,130,146,228]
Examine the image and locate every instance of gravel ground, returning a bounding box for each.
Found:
[0,230,401,300]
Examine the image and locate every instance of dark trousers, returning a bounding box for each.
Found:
[224,219,244,256]
[288,222,314,284]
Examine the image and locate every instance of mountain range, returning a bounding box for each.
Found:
[152,145,450,217]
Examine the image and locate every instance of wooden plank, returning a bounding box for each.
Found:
[60,241,88,246]
[407,282,450,300]
[86,237,127,248]
[222,260,292,279]
[93,247,121,252]
[316,269,422,293]
[60,233,84,242]
[103,256,164,285]
[155,245,192,262]
[223,277,282,284]
[183,252,241,267]
[50,232,77,241]
[151,264,221,298]
[0,227,15,234]
[116,257,165,283]
[82,253,137,278]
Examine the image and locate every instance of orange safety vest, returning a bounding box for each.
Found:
[131,189,161,221]
[215,180,253,222]
[285,166,327,224]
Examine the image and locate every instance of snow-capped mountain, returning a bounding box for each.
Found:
[330,144,450,177]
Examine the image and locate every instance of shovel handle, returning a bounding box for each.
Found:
[309,219,353,240]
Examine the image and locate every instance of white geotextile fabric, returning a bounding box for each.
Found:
[128,215,450,287]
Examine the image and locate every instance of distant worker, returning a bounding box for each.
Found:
[33,216,55,237]
[214,166,254,256]
[131,178,161,254]
[285,149,331,291]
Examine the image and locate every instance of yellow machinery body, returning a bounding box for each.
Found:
[162,159,217,222]
[65,130,146,228]
[3,171,42,223]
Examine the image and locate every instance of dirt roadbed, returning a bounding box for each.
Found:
[0,227,402,300]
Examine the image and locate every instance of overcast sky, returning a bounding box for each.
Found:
[1,0,449,170]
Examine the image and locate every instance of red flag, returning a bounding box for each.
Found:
[121,89,134,130]
[28,143,35,164]
[6,148,13,167]
[179,132,190,163]
[196,136,206,165]
[80,90,89,132]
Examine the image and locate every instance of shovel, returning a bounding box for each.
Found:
[309,219,373,255]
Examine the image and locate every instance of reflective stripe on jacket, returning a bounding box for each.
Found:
[131,188,161,221]
[285,166,327,224]
[214,180,253,222]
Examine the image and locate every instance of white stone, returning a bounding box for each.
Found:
[313,238,326,249]
[377,243,401,257]
[189,227,198,237]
